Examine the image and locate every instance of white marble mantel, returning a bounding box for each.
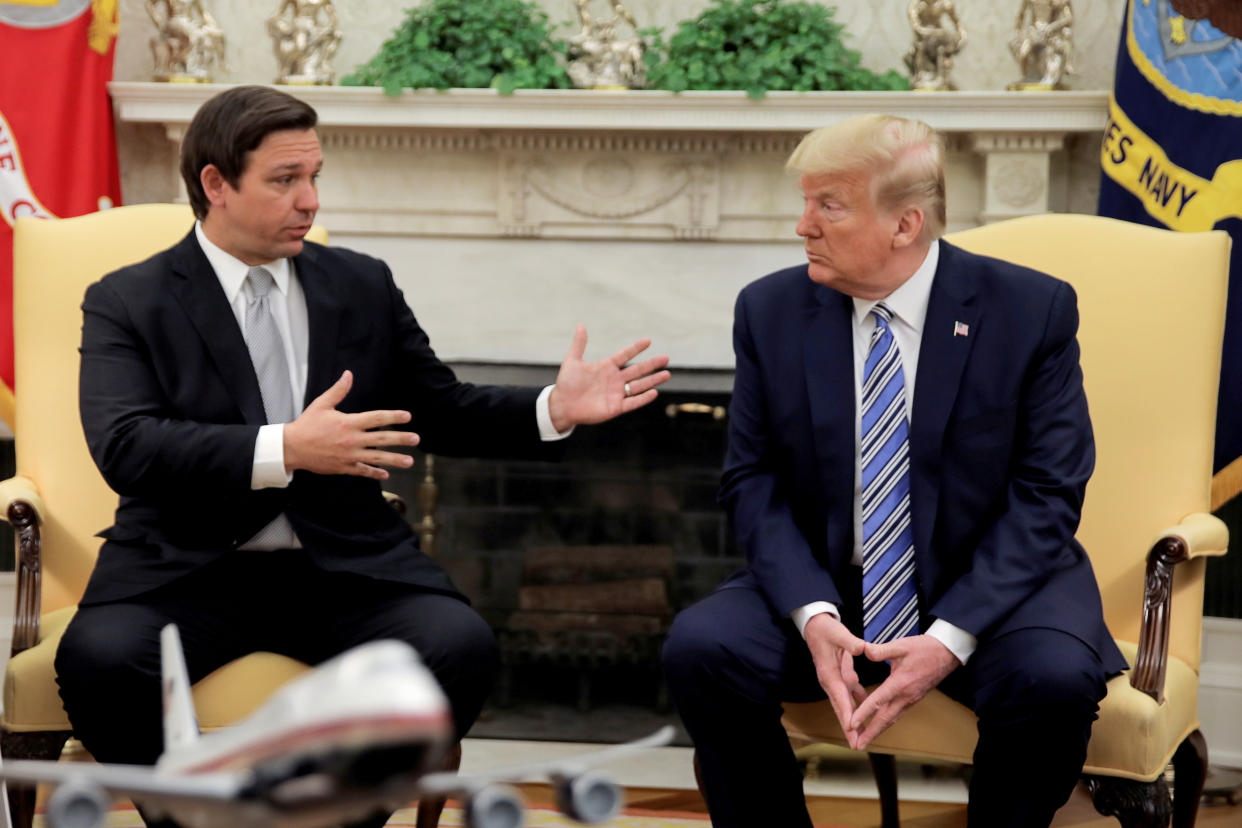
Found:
[109,83,1111,382]
[111,83,1110,133]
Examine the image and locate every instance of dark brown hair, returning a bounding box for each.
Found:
[179,85,318,220]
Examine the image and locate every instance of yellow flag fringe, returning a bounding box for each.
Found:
[1212,458,1242,512]
[88,0,119,55]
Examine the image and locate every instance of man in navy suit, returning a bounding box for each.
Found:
[56,85,670,827]
[663,114,1126,827]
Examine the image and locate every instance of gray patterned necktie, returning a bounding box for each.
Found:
[239,265,299,551]
[243,266,296,424]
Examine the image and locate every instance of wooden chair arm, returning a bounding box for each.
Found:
[1131,513,1228,702]
[0,476,44,521]
[0,476,44,658]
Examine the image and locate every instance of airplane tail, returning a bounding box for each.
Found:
[160,624,200,753]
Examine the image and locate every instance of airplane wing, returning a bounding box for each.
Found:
[412,729,675,824]
[0,758,255,828]
[415,725,676,825]
[0,759,245,802]
[0,759,398,828]
[0,727,679,828]
[418,724,677,793]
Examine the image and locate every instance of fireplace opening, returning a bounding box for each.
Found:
[387,387,737,744]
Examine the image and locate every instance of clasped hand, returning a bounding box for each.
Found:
[804,613,960,751]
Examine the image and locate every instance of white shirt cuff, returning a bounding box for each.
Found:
[536,384,574,441]
[927,619,977,665]
[252,424,293,489]
[791,602,840,639]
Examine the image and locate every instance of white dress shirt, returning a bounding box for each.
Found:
[789,240,978,664]
[195,223,570,551]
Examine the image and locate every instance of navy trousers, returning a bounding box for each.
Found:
[663,584,1109,828]
[56,549,497,827]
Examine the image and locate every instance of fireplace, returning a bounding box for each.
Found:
[385,384,736,744]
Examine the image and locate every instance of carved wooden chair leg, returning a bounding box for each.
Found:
[868,752,900,828]
[1086,774,1173,828]
[415,740,462,828]
[2,730,72,828]
[1172,729,1208,828]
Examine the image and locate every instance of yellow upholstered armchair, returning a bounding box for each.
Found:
[780,215,1230,828]
[0,204,452,828]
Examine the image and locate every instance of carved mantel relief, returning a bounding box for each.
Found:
[497,136,722,239]
[117,83,1107,241]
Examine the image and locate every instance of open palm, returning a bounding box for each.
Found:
[548,325,671,431]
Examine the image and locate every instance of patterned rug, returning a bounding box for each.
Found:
[36,802,714,826]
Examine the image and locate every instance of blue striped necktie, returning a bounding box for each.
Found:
[861,303,920,644]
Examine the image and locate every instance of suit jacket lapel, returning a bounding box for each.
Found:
[168,232,267,424]
[803,283,857,573]
[910,241,979,577]
[293,242,340,409]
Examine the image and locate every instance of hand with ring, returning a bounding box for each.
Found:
[547,324,671,432]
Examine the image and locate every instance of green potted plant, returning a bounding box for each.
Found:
[342,0,571,95]
[643,0,908,99]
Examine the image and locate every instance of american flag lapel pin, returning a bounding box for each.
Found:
[953,321,970,337]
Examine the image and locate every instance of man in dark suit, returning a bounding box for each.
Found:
[55,85,670,825]
[662,114,1126,828]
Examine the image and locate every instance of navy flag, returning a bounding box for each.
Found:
[1098,0,1242,509]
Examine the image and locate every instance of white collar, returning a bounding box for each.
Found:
[851,239,940,333]
[194,222,292,303]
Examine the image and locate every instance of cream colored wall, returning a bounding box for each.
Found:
[114,1,1126,88]
[113,0,1125,208]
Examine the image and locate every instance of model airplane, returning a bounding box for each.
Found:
[0,625,674,828]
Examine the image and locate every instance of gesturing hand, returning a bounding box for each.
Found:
[546,325,671,432]
[283,370,420,480]
[848,635,961,750]
[803,613,869,748]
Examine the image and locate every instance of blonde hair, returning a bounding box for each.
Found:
[786,114,946,239]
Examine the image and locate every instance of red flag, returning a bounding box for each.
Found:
[0,0,122,430]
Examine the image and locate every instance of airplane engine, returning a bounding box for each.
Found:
[553,771,622,824]
[46,779,111,828]
[464,783,525,828]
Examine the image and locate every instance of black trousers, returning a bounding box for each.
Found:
[56,548,498,827]
[662,584,1109,828]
